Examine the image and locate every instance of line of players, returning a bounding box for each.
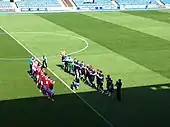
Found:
[29,57,55,101]
[60,52,119,97]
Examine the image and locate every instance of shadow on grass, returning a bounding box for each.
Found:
[0,83,170,127]
[56,64,63,68]
[56,64,76,76]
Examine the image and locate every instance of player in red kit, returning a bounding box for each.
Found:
[46,77,55,101]
[36,63,42,85]
[42,73,48,90]
[28,58,56,102]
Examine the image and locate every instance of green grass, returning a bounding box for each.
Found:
[39,12,170,79]
[124,10,170,24]
[0,26,109,127]
[0,10,170,127]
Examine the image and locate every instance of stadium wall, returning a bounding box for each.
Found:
[0,7,170,14]
[13,3,168,12]
[166,4,170,8]
[0,2,170,13]
[76,5,117,10]
[0,8,15,12]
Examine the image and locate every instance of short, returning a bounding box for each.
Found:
[73,81,79,86]
[81,69,85,75]
[47,88,54,96]
[108,86,114,92]
[97,81,103,87]
[32,68,36,74]
[36,75,39,81]
[108,88,114,92]
[40,81,43,86]
[30,64,32,70]
[43,85,47,90]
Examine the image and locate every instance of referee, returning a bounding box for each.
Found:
[42,55,48,68]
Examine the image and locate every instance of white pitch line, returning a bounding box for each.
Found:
[0,31,89,61]
[0,26,114,127]
[12,31,89,56]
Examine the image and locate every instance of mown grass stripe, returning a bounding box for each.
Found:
[39,13,170,79]
[0,26,111,127]
[83,12,170,41]
[123,10,170,24]
[1,13,170,127]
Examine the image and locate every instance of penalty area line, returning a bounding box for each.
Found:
[0,26,114,127]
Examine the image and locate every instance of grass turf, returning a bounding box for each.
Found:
[39,12,170,79]
[0,10,170,127]
[124,10,170,24]
[0,28,109,127]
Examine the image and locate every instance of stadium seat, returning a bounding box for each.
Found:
[0,1,12,8]
[162,0,170,4]
[16,0,61,8]
[116,0,157,5]
[74,0,114,7]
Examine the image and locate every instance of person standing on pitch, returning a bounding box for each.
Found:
[116,79,122,101]
[96,70,104,93]
[29,57,34,75]
[106,75,114,96]
[42,55,48,68]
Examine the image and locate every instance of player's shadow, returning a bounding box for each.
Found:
[56,64,63,68]
[0,83,170,127]
[56,64,77,76]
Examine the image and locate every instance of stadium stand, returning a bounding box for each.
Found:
[116,0,157,5]
[16,0,61,8]
[162,0,170,4]
[74,0,114,7]
[0,1,12,8]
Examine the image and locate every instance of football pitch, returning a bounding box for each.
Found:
[0,10,170,127]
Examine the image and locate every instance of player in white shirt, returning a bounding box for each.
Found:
[32,60,38,80]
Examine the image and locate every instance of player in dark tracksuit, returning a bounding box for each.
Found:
[106,75,114,96]
[77,61,81,77]
[73,60,80,77]
[84,65,89,82]
[71,75,80,90]
[88,68,96,87]
[116,79,122,101]
[96,70,100,90]
[96,70,104,93]
[73,60,78,74]
[29,57,34,75]
[79,61,85,80]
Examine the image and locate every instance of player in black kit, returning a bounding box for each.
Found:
[106,75,114,96]
[96,70,104,93]
[88,67,96,87]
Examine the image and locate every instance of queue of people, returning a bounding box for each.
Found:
[60,50,123,101]
[28,56,55,101]
[28,51,123,101]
